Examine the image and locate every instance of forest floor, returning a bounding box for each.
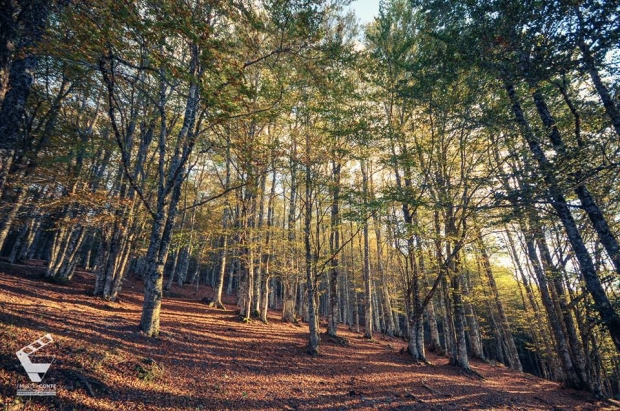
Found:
[0,262,618,411]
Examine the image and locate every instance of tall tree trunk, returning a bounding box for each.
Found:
[506,229,561,379]
[259,262,270,323]
[523,227,582,388]
[504,80,620,353]
[259,168,277,323]
[328,160,341,336]
[537,235,589,387]
[140,136,190,335]
[529,87,620,276]
[375,220,395,337]
[305,133,319,355]
[226,247,236,296]
[175,246,190,286]
[282,274,297,323]
[164,250,179,291]
[214,134,232,308]
[214,234,228,309]
[7,220,28,263]
[46,226,86,282]
[477,228,521,371]
[407,239,426,361]
[141,177,183,336]
[441,273,455,361]
[141,214,167,336]
[0,0,51,182]
[574,13,620,139]
[20,216,40,261]
[138,40,199,336]
[449,234,469,370]
[361,161,373,339]
[0,187,27,250]
[282,141,298,323]
[463,270,485,361]
[362,223,373,338]
[425,296,442,354]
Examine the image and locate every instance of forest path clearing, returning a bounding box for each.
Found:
[0,262,615,410]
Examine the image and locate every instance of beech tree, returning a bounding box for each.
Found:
[3,0,620,398]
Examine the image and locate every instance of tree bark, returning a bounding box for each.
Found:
[0,187,27,250]
[361,161,373,340]
[575,25,620,138]
[282,140,298,323]
[504,79,620,353]
[305,132,319,355]
[463,269,485,361]
[449,236,470,370]
[529,87,620,276]
[0,0,51,179]
[328,160,341,336]
[140,59,197,336]
[477,228,521,371]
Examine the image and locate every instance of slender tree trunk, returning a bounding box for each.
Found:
[81,232,96,270]
[282,274,297,323]
[251,174,267,316]
[362,220,373,338]
[110,233,133,299]
[341,245,350,326]
[450,245,469,370]
[8,220,29,263]
[0,187,27,250]
[47,226,86,282]
[305,133,319,355]
[425,298,441,353]
[259,263,270,323]
[537,235,589,387]
[529,87,620,276]
[164,250,178,291]
[97,223,123,297]
[0,0,50,182]
[328,160,341,336]
[523,228,581,388]
[576,33,620,138]
[175,246,190,286]
[361,161,373,339]
[259,168,277,323]
[463,271,485,361]
[214,235,228,309]
[442,274,455,361]
[504,80,620,353]
[20,216,39,261]
[477,228,521,370]
[375,223,395,337]
[282,140,298,323]
[226,248,236,296]
[507,228,562,380]
[352,272,360,333]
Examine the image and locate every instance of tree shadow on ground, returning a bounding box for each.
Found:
[0,263,612,411]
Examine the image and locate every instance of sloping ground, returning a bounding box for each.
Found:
[0,262,616,411]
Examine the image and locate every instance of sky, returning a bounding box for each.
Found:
[349,0,381,25]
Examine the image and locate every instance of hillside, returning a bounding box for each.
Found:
[0,262,616,411]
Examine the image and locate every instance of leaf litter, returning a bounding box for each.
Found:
[0,261,617,410]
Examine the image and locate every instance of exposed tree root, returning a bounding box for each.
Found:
[459,366,485,380]
[320,332,350,346]
[65,369,97,398]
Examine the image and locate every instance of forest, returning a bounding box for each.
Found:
[1,0,620,409]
